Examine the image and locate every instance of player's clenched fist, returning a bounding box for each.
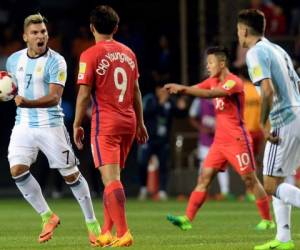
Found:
[73,126,85,150]
[14,95,27,107]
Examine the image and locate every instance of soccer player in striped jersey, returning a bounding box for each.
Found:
[6,14,100,245]
[164,46,274,232]
[238,9,300,250]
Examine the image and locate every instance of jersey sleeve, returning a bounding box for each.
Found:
[77,50,95,86]
[246,47,271,85]
[48,55,67,86]
[133,54,139,80]
[6,56,12,73]
[196,78,212,89]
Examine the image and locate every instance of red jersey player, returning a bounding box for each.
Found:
[165,47,274,231]
[73,5,148,247]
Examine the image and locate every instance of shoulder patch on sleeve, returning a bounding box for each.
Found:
[79,62,87,74]
[58,71,66,82]
[251,65,263,78]
[222,80,236,90]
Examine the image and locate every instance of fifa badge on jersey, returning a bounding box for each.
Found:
[252,65,263,79]
[79,62,86,74]
[222,80,236,90]
[58,71,66,82]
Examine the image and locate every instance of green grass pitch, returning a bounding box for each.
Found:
[0,198,299,250]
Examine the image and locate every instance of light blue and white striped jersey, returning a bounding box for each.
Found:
[246,38,300,129]
[6,48,67,127]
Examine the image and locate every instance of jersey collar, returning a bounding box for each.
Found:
[26,47,49,59]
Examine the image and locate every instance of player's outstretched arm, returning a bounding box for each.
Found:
[14,84,63,108]
[73,84,91,150]
[164,83,227,98]
[133,80,149,144]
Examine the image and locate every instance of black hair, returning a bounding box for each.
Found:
[90,5,119,35]
[238,9,265,36]
[206,46,229,65]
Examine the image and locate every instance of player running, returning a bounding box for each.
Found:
[6,13,100,245]
[73,5,148,247]
[164,46,274,232]
[238,9,300,250]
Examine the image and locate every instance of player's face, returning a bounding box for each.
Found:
[206,54,223,77]
[23,23,49,57]
[237,23,247,48]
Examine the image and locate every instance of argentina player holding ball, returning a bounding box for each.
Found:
[6,13,100,246]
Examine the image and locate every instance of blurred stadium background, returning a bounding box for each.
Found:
[0,0,299,199]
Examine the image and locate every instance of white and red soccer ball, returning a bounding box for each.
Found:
[0,71,17,102]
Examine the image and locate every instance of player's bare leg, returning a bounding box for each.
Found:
[241,172,275,230]
[167,167,218,230]
[98,164,133,247]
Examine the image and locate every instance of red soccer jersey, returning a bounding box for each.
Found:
[197,73,252,144]
[77,40,138,136]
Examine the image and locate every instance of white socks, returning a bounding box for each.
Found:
[276,182,300,207]
[272,196,291,242]
[14,171,50,214]
[68,174,96,222]
[217,169,230,194]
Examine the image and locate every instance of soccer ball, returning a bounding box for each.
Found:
[0,71,17,102]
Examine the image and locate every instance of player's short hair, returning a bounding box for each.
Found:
[206,46,229,65]
[238,9,265,36]
[90,5,120,35]
[24,13,47,31]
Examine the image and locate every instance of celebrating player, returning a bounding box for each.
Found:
[237,9,300,250]
[165,46,274,232]
[73,5,148,247]
[6,14,100,245]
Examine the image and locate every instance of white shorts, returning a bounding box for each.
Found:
[8,125,79,170]
[263,114,300,177]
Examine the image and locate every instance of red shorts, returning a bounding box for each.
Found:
[91,134,135,168]
[203,141,256,175]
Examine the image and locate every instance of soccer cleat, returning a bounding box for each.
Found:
[166,215,192,231]
[97,231,115,247]
[254,239,295,250]
[255,219,276,230]
[86,220,101,246]
[39,213,60,243]
[110,230,133,247]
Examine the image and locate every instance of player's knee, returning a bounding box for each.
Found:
[10,165,30,178]
[242,175,256,189]
[263,183,276,196]
[58,166,80,184]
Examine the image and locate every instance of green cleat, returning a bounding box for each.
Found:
[86,220,101,246]
[254,239,295,250]
[166,215,192,231]
[255,219,276,230]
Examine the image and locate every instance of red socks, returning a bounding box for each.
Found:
[104,180,128,237]
[186,191,207,221]
[256,196,272,220]
[102,192,113,234]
